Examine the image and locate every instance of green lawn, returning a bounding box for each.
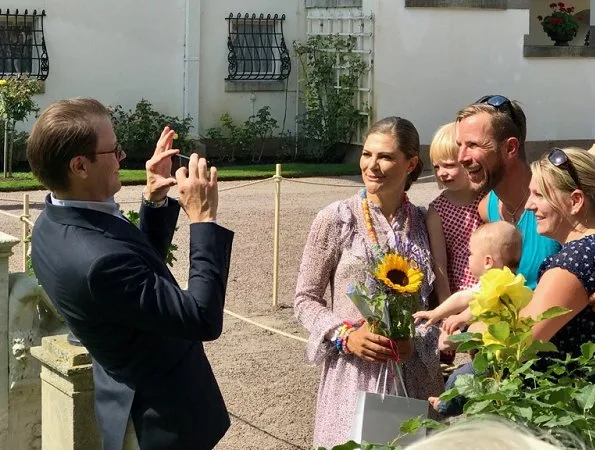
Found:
[0,163,360,192]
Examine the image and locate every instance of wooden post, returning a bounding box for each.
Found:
[272,164,281,307]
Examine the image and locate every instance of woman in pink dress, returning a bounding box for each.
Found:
[295,116,444,448]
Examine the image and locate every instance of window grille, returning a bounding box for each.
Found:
[226,13,291,81]
[0,9,49,80]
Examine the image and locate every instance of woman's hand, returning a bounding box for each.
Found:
[346,323,414,363]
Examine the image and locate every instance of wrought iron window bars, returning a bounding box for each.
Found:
[226,13,291,81]
[0,9,49,80]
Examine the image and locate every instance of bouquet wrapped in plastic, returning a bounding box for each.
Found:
[348,253,423,342]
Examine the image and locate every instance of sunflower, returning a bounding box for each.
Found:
[374,253,423,294]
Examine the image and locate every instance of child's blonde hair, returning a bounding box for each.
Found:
[471,222,522,272]
[429,122,458,164]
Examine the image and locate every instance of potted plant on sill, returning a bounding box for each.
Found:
[537,2,579,46]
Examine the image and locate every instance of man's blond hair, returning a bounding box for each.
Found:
[456,100,527,162]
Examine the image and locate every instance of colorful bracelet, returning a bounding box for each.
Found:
[331,320,364,355]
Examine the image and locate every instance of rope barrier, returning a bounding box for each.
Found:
[219,177,274,192]
[281,177,364,188]
[0,209,20,220]
[224,308,307,344]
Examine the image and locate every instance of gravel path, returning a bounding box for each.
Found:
[1,173,441,449]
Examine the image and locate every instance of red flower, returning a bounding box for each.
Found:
[558,2,565,7]
[549,17,563,25]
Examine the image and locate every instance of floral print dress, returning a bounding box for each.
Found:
[294,194,444,449]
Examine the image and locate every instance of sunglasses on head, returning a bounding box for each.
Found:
[547,147,582,190]
[476,95,520,130]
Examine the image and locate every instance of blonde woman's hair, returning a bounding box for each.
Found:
[429,122,458,164]
[530,147,595,216]
[404,418,585,450]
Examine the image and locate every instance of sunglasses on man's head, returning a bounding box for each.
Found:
[476,94,520,130]
[547,147,583,190]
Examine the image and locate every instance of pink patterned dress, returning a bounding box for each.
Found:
[294,194,444,448]
[429,193,483,293]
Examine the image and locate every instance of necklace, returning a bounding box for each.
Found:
[361,189,410,257]
[502,192,528,221]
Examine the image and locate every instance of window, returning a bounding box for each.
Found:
[0,9,49,80]
[225,13,291,81]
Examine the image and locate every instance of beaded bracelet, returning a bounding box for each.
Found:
[331,320,364,355]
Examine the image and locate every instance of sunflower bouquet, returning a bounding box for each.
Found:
[348,252,424,342]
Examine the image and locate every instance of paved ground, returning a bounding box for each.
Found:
[1,172,442,449]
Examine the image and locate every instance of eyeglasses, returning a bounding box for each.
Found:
[95,142,125,160]
[476,95,520,130]
[548,147,583,190]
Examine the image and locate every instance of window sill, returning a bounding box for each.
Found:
[523,36,595,58]
[404,0,528,8]
[305,0,362,7]
[224,80,286,92]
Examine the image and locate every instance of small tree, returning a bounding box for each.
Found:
[0,76,42,177]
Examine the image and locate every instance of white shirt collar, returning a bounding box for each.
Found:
[50,194,123,219]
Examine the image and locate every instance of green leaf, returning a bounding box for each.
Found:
[488,322,510,341]
[581,342,595,360]
[330,441,362,450]
[456,340,481,353]
[575,385,595,413]
[472,352,489,373]
[525,340,558,357]
[536,306,571,321]
[399,416,424,435]
[464,399,492,414]
[446,332,482,343]
[513,405,533,421]
[439,388,460,402]
[544,415,574,428]
[454,374,484,397]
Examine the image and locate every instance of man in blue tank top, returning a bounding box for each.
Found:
[454,95,560,289]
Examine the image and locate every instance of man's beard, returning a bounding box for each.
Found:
[484,158,506,192]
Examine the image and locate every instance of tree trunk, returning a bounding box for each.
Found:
[2,120,7,178]
[7,121,14,177]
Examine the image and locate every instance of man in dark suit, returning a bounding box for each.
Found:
[27,97,233,450]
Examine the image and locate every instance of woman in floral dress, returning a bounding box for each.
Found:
[294,117,444,448]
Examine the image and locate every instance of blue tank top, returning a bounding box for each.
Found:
[486,191,561,289]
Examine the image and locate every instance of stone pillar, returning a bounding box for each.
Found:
[30,335,101,450]
[0,232,21,448]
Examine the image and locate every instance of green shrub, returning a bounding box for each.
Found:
[110,99,198,162]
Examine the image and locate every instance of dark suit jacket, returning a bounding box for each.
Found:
[32,194,233,450]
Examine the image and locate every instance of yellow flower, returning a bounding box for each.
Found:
[173,133,179,140]
[374,253,423,294]
[470,267,532,318]
[0,80,6,86]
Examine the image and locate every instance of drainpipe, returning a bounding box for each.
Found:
[183,0,201,138]
[590,0,595,48]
